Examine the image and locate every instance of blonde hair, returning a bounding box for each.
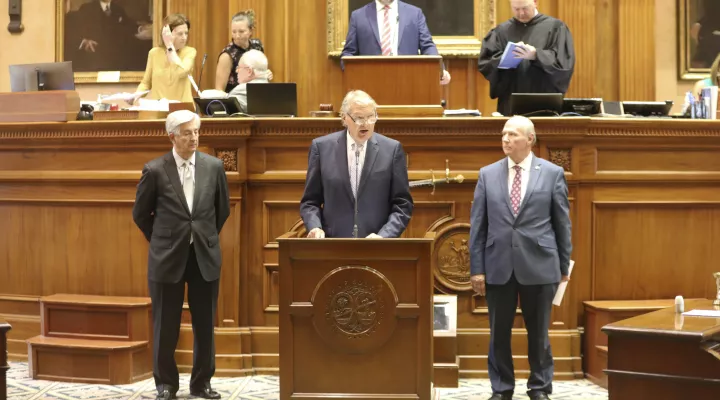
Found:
[340,90,377,116]
[232,9,256,29]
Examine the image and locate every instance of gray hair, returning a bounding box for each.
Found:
[340,90,377,116]
[165,110,201,135]
[231,10,255,29]
[506,115,536,145]
[239,49,269,78]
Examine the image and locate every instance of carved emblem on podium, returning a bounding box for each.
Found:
[326,280,383,337]
[312,266,398,354]
[433,223,472,292]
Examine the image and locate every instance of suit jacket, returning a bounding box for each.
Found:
[469,155,572,285]
[300,130,413,238]
[341,1,439,57]
[132,151,231,284]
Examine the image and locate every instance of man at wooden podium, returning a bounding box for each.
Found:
[468,116,572,400]
[132,110,231,400]
[300,90,413,238]
[341,0,451,84]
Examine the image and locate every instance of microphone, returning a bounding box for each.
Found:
[353,147,360,238]
[198,53,208,89]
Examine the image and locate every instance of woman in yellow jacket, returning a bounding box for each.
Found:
[136,14,196,103]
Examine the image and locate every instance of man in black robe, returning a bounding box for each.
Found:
[478,0,575,116]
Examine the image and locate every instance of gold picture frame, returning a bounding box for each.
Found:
[678,0,718,80]
[55,0,165,84]
[327,0,496,58]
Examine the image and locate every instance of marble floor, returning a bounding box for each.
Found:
[7,362,608,400]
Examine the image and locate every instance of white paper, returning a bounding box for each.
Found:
[443,109,481,116]
[552,260,575,306]
[188,75,200,96]
[99,91,149,104]
[96,71,120,83]
[682,309,720,317]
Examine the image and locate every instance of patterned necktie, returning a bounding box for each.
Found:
[182,161,194,213]
[510,165,522,215]
[381,5,392,56]
[104,4,111,16]
[350,143,363,198]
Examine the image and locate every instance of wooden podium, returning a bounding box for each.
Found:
[278,237,434,400]
[0,90,80,122]
[341,56,444,117]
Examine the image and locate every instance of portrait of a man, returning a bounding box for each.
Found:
[60,0,155,75]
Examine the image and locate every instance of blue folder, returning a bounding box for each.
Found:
[498,42,523,69]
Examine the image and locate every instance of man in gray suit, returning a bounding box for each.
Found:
[469,116,572,400]
[300,90,413,238]
[132,110,230,400]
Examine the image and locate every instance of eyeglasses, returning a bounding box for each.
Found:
[347,113,377,125]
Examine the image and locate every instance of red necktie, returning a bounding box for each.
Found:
[381,6,392,56]
[510,165,522,215]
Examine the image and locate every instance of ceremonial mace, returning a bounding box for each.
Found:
[409,159,464,195]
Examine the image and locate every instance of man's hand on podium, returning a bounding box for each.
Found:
[366,233,382,238]
[441,70,451,85]
[307,228,325,238]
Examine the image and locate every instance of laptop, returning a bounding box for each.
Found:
[509,93,564,116]
[247,83,297,117]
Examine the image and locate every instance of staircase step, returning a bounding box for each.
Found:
[40,294,151,341]
[27,336,151,384]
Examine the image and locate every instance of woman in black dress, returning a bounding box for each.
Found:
[215,10,272,92]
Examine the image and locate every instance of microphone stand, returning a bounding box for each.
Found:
[353,147,360,238]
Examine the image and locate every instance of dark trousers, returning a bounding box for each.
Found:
[486,273,558,397]
[148,245,219,394]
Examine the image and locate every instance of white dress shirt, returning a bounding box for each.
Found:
[508,153,533,202]
[376,0,399,56]
[347,131,368,192]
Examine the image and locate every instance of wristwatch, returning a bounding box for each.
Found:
[167,47,174,52]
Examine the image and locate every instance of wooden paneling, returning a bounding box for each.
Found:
[2,117,720,379]
[618,0,655,100]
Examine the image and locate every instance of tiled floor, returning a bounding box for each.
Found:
[7,362,608,399]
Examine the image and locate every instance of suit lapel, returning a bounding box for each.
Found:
[357,136,379,198]
[192,152,205,215]
[163,153,191,216]
[499,158,514,216]
[516,155,542,219]
[365,3,381,47]
[398,1,406,50]
[336,133,354,202]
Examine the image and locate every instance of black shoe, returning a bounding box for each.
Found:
[530,393,550,400]
[155,390,176,400]
[190,386,221,399]
[488,393,513,400]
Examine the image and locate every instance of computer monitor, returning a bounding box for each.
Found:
[563,98,603,116]
[247,83,298,117]
[509,93,564,116]
[621,101,673,117]
[9,61,75,92]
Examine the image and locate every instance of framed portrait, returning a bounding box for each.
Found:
[327,0,496,57]
[678,0,720,80]
[55,0,165,83]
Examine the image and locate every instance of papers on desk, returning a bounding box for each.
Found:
[498,42,524,69]
[443,109,481,117]
[552,260,575,306]
[682,309,720,317]
[99,91,149,105]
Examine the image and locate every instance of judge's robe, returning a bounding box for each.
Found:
[478,14,575,116]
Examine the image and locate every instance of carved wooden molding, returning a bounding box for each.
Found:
[215,149,238,172]
[548,149,572,172]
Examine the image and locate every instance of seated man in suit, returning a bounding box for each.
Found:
[300,90,413,238]
[228,49,270,112]
[341,0,451,85]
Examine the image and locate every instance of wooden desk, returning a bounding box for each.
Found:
[0,321,10,400]
[603,299,720,399]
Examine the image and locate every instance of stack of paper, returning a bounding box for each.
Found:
[552,260,575,306]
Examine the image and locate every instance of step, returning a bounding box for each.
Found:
[433,356,459,388]
[40,294,151,341]
[27,336,151,385]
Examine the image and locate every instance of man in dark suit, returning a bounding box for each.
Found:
[341,0,450,84]
[300,90,413,238]
[132,110,230,400]
[469,116,572,400]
